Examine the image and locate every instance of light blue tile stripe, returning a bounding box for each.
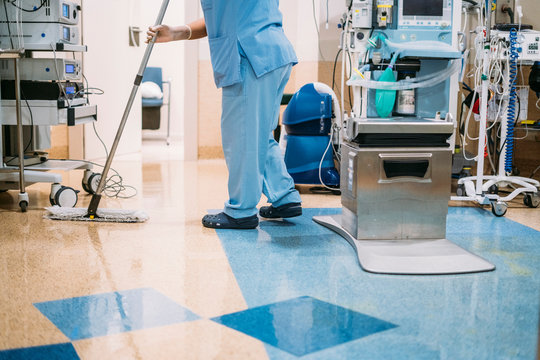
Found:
[34,288,200,340]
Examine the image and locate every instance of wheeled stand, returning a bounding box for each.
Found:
[314,119,495,275]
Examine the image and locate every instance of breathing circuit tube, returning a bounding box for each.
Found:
[349,34,462,90]
[348,59,461,90]
[505,28,518,173]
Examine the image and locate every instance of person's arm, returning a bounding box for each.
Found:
[146,18,207,43]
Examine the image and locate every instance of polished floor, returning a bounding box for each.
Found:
[0,140,539,359]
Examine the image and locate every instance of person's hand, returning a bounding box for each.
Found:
[146,25,190,44]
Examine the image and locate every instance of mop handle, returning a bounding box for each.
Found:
[87,0,170,217]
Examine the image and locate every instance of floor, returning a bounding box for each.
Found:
[0,140,539,360]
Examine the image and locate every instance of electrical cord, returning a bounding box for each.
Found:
[48,158,138,199]
[50,43,73,108]
[530,165,540,179]
[8,0,46,12]
[318,122,340,191]
[3,0,14,49]
[21,89,34,153]
[82,78,136,199]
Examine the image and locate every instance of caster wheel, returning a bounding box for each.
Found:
[456,184,466,197]
[87,173,102,194]
[523,193,540,208]
[82,172,102,194]
[488,185,498,194]
[54,186,79,208]
[19,201,28,212]
[491,201,507,217]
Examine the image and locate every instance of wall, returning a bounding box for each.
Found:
[79,0,185,160]
[81,0,143,160]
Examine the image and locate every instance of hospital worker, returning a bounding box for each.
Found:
[147,1,302,229]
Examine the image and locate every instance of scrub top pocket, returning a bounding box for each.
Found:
[200,0,212,10]
[208,35,242,88]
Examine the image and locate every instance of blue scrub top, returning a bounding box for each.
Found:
[201,0,298,88]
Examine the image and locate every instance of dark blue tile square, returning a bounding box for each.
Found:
[34,288,199,340]
[211,296,397,356]
[0,343,79,360]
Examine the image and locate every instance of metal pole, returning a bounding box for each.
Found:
[86,0,170,217]
[14,57,25,195]
[475,0,492,196]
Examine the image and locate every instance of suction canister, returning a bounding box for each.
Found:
[395,71,416,116]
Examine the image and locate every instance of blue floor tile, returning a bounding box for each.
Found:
[0,343,79,360]
[212,296,396,356]
[34,288,199,340]
[215,207,540,360]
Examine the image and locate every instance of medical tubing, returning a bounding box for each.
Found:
[318,123,338,191]
[505,28,518,173]
[348,60,460,90]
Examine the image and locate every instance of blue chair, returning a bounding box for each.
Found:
[142,67,172,145]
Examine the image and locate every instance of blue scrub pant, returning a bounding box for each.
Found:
[221,56,301,218]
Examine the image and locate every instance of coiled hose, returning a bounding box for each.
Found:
[505,28,518,173]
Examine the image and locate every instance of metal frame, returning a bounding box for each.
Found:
[163,78,172,145]
[0,51,29,211]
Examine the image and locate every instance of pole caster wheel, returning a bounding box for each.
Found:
[523,193,540,208]
[17,192,29,212]
[50,185,79,207]
[491,201,507,217]
[456,184,466,197]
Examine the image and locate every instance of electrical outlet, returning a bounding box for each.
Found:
[495,0,515,24]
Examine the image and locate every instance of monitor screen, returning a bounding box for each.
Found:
[65,64,75,74]
[63,27,70,41]
[62,4,69,18]
[65,86,75,95]
[403,0,444,17]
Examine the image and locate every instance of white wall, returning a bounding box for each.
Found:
[82,0,185,160]
[281,0,321,62]
[82,0,143,160]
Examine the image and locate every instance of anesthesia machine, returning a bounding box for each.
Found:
[313,0,495,274]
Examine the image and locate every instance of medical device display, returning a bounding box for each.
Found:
[492,30,540,62]
[0,0,81,50]
[2,0,79,24]
[0,58,82,81]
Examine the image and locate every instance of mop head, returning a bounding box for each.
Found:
[44,206,149,223]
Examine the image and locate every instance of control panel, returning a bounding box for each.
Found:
[493,30,540,62]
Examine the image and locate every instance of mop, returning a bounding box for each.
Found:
[44,0,170,223]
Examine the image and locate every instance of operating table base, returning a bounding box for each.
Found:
[313,215,495,275]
